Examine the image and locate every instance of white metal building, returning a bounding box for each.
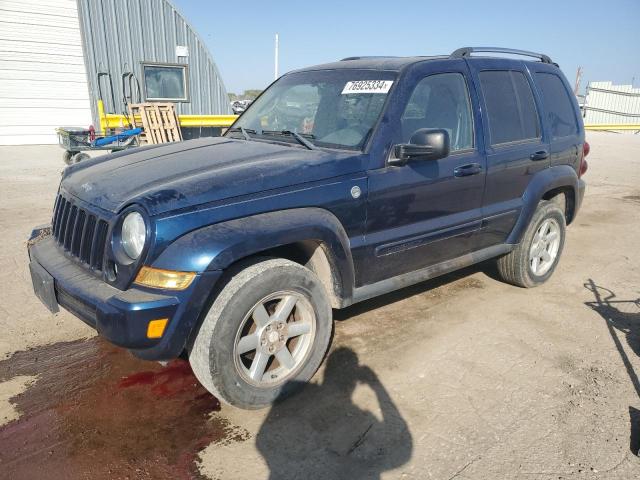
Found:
[583,81,640,132]
[0,0,92,145]
[0,0,230,145]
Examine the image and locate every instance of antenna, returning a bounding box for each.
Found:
[274,33,279,80]
[574,66,583,95]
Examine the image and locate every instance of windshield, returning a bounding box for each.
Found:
[228,69,397,151]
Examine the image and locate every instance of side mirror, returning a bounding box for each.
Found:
[389,128,450,166]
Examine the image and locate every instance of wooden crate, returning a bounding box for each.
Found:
[128,103,182,144]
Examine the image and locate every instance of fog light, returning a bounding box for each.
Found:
[147,318,168,339]
[134,266,196,290]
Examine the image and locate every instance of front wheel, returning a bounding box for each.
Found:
[496,201,566,288]
[189,257,333,409]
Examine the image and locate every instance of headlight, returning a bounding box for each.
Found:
[121,211,146,260]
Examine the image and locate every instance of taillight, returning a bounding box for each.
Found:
[579,141,589,177]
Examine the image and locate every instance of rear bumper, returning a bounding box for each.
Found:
[28,230,221,360]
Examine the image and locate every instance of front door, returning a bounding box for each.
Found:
[361,62,486,285]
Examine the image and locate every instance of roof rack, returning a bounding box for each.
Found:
[340,56,397,61]
[450,47,554,64]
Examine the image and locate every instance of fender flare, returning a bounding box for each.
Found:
[507,165,579,244]
[152,207,356,301]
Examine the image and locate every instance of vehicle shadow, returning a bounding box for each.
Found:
[255,347,413,480]
[584,279,640,455]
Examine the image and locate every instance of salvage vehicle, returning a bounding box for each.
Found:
[28,47,588,409]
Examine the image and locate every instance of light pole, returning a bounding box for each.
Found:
[274,33,279,80]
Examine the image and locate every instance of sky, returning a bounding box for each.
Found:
[173,0,640,95]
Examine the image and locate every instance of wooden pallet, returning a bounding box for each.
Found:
[128,103,182,144]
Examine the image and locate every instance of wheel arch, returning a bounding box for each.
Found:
[542,186,576,224]
[151,208,355,307]
[507,165,579,244]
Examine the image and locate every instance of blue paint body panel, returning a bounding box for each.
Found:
[28,54,587,360]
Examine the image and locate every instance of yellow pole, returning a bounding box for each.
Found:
[97,99,107,132]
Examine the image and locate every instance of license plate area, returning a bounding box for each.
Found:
[29,260,59,314]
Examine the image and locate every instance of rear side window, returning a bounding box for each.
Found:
[479,70,540,145]
[535,73,578,138]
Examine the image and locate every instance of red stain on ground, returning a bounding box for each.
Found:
[119,360,203,398]
[0,338,243,480]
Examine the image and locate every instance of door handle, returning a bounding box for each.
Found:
[530,150,549,161]
[454,163,482,177]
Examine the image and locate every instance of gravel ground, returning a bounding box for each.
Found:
[0,132,638,479]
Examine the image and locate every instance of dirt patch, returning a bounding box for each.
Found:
[0,338,248,480]
[26,226,51,247]
[557,356,619,400]
[553,355,621,426]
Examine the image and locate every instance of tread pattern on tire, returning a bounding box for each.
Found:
[496,201,566,288]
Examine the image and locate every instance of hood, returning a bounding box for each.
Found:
[61,137,364,215]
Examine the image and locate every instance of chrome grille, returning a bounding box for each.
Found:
[51,194,109,271]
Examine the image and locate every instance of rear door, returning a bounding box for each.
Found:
[466,60,548,248]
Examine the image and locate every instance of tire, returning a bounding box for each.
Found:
[72,152,90,164]
[496,201,566,288]
[62,151,73,165]
[189,257,333,409]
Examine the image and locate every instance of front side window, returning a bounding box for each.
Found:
[479,70,540,145]
[534,72,578,138]
[143,63,188,101]
[401,72,474,151]
[230,70,396,150]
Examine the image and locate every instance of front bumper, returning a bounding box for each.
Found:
[28,229,221,360]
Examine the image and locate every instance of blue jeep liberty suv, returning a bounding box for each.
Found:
[28,47,588,409]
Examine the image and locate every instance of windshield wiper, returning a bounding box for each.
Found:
[227,126,255,141]
[261,130,316,150]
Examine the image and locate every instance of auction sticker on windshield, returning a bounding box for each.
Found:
[342,80,393,94]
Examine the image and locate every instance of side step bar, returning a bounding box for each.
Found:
[347,243,514,307]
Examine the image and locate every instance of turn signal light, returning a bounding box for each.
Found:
[134,266,196,290]
[147,318,168,339]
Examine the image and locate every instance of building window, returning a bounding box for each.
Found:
[142,63,189,102]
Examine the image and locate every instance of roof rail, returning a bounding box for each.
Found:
[340,56,397,61]
[450,47,554,64]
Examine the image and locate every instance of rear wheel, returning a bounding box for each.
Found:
[496,201,566,288]
[189,257,333,409]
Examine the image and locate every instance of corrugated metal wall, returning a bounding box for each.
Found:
[76,0,231,127]
[584,81,640,131]
[0,0,92,145]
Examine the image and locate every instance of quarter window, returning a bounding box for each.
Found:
[535,73,578,138]
[142,63,188,101]
[401,73,474,152]
[479,70,540,145]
